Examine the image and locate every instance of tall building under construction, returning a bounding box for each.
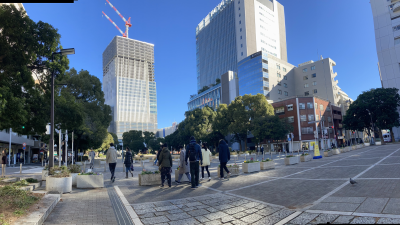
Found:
[103,36,157,139]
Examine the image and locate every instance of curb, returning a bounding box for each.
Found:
[14,194,60,225]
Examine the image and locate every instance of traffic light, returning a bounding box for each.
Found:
[330,126,334,129]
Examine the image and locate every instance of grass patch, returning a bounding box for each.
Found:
[25,178,38,183]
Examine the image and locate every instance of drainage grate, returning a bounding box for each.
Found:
[108,187,134,225]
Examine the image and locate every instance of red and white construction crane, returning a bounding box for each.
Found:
[102,0,132,38]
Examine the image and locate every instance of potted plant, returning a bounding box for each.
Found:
[242,158,260,173]
[218,163,240,177]
[175,166,189,182]
[324,150,333,157]
[300,153,312,162]
[46,166,72,193]
[42,165,49,181]
[284,155,299,165]
[77,172,104,188]
[260,158,275,170]
[138,170,161,186]
[332,148,341,155]
[68,164,81,186]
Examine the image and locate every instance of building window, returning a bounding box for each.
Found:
[275,107,284,114]
[278,90,282,94]
[277,65,280,69]
[314,89,317,93]
[283,67,286,72]
[320,104,324,111]
[316,115,319,121]
[288,116,294,123]
[304,83,309,88]
[328,117,332,122]
[311,66,315,70]
[284,91,288,96]
[312,73,316,78]
[303,76,308,80]
[284,76,287,80]
[307,102,313,109]
[284,83,287,88]
[239,7,240,10]
[395,37,400,45]
[300,115,307,122]
[313,81,317,86]
[240,28,242,32]
[301,127,313,134]
[305,91,309,96]
[287,104,293,111]
[278,82,281,86]
[303,68,307,72]
[241,52,243,56]
[277,73,281,78]
[299,103,305,109]
[308,114,315,121]
[240,36,242,40]
[239,20,241,24]
[241,44,243,48]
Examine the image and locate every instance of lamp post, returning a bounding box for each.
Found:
[366,109,375,145]
[49,48,75,169]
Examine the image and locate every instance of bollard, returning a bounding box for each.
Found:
[42,160,43,167]
[20,163,22,174]
[83,161,86,173]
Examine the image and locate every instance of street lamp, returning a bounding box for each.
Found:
[366,109,375,145]
[49,48,75,168]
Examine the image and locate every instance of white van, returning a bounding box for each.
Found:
[383,133,391,142]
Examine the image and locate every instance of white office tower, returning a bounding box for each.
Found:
[103,36,157,139]
[196,0,287,90]
[370,0,400,139]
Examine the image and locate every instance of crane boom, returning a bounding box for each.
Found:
[102,11,126,37]
[106,0,127,22]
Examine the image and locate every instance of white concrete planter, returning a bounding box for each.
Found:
[364,143,370,147]
[345,147,351,152]
[260,161,275,170]
[376,142,382,145]
[332,149,341,155]
[46,176,72,193]
[42,170,49,181]
[76,162,83,166]
[139,173,161,186]
[175,170,189,182]
[300,155,313,162]
[218,166,240,177]
[242,162,260,173]
[324,151,333,157]
[71,173,79,186]
[143,160,150,163]
[358,144,363,149]
[100,161,106,165]
[284,156,300,165]
[77,175,104,188]
[351,146,356,150]
[340,148,346,153]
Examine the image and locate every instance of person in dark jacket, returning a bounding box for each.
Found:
[185,136,203,189]
[1,150,6,178]
[159,143,172,188]
[218,139,231,180]
[155,147,162,166]
[124,147,134,178]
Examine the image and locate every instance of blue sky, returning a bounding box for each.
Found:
[24,0,379,129]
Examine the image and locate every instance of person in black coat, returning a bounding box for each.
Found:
[218,139,231,179]
[124,147,134,178]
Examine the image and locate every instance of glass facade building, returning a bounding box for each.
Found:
[188,84,222,111]
[238,51,269,96]
[196,0,237,91]
[103,36,157,139]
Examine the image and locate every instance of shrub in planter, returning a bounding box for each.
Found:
[284,155,300,165]
[46,166,72,193]
[242,158,260,173]
[332,148,341,155]
[260,158,275,170]
[139,170,161,186]
[218,164,240,177]
[77,172,104,188]
[300,153,313,162]
[68,164,82,186]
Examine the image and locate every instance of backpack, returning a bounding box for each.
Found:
[188,144,197,162]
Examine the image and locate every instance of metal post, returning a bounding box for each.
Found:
[59,130,61,167]
[72,131,74,165]
[20,163,22,174]
[8,128,11,166]
[65,130,68,167]
[49,54,55,168]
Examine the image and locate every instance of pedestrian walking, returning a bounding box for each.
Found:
[176,146,191,184]
[261,146,264,155]
[106,143,118,183]
[1,150,6,178]
[201,143,212,180]
[154,147,162,166]
[218,139,231,180]
[124,147,134,178]
[159,143,172,188]
[185,136,202,189]
[89,148,95,169]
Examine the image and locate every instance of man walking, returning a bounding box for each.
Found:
[185,136,202,189]
[106,143,118,183]
[89,148,96,170]
[159,143,172,188]
[219,139,231,180]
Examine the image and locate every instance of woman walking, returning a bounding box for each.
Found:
[201,143,212,180]
[1,150,6,178]
[159,143,172,188]
[176,146,191,184]
[124,147,134,178]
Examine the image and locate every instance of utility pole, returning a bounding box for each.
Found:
[8,128,11,166]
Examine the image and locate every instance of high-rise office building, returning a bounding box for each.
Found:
[103,36,157,140]
[370,0,400,140]
[196,0,287,91]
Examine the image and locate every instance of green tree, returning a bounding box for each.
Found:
[148,138,163,152]
[182,106,216,142]
[95,133,114,153]
[227,96,250,151]
[143,131,155,147]
[122,130,143,150]
[130,140,145,154]
[109,132,120,149]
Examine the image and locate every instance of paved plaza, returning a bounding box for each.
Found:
[8,144,400,224]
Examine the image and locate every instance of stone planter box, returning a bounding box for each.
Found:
[175,170,189,182]
[376,141,382,145]
[345,147,351,152]
[139,173,160,186]
[340,148,346,153]
[77,175,104,188]
[42,170,49,181]
[260,161,275,170]
[324,151,333,157]
[284,156,300,165]
[358,144,363,149]
[71,173,79,186]
[242,162,260,173]
[332,149,341,155]
[300,155,313,162]
[351,146,356,150]
[364,143,370,147]
[46,176,72,193]
[76,162,83,166]
[143,160,150,163]
[218,166,240,177]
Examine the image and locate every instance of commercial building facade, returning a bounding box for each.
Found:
[103,36,157,140]
[370,0,400,140]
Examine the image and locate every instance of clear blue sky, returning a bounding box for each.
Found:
[24,0,379,129]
